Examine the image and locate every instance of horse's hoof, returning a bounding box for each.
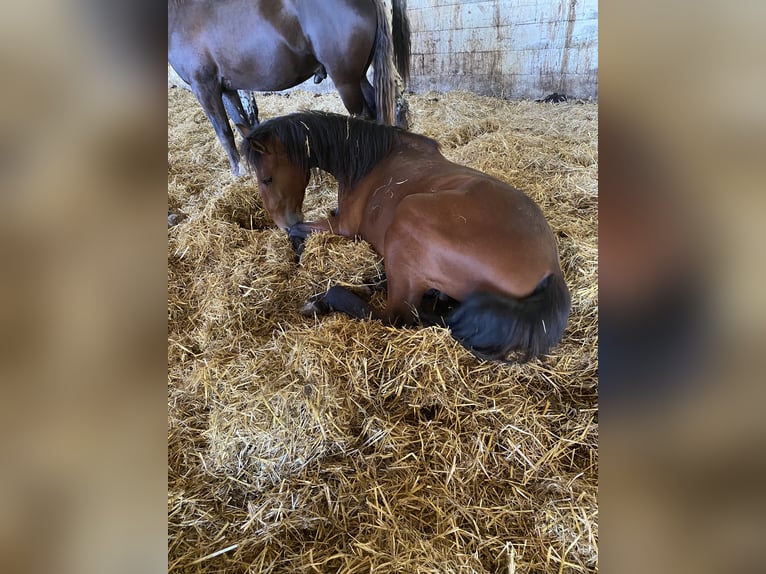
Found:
[232,163,246,177]
[290,234,306,257]
[299,301,318,316]
[288,223,309,255]
[168,212,186,227]
[300,297,329,317]
[288,222,309,241]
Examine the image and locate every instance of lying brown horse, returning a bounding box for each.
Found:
[168,0,411,176]
[240,112,570,360]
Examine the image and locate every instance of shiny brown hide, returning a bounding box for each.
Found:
[168,0,410,175]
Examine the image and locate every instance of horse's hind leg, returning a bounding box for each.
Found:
[360,77,377,120]
[361,76,409,129]
[244,91,259,125]
[334,80,373,121]
[190,81,243,176]
[223,90,258,131]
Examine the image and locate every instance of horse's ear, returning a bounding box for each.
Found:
[238,125,268,154]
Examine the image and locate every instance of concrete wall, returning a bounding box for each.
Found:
[407,0,597,98]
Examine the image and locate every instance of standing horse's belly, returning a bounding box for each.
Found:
[221,57,317,91]
[173,0,319,92]
[215,37,318,91]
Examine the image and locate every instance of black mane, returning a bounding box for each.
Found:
[241,112,420,187]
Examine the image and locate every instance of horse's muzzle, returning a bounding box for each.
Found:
[277,212,303,232]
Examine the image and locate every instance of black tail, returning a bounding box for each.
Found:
[371,0,411,126]
[435,274,571,361]
[391,0,411,84]
[372,0,395,125]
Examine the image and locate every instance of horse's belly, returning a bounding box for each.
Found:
[222,68,314,92]
[170,6,317,92]
[217,46,317,91]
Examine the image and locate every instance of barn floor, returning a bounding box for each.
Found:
[168,87,598,573]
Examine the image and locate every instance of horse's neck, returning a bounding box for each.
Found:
[407,133,441,155]
[315,135,374,189]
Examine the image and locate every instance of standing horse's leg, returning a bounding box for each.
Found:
[362,76,409,129]
[394,92,410,130]
[190,81,243,176]
[223,90,255,134]
[243,91,259,125]
[360,78,377,121]
[334,79,373,122]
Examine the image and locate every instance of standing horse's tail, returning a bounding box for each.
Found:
[372,0,411,125]
[437,273,571,361]
[391,0,411,84]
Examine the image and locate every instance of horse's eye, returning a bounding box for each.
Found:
[261,177,273,186]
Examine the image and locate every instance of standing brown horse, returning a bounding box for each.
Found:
[239,112,571,360]
[168,0,411,175]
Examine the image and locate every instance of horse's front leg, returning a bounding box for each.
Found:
[287,214,340,254]
[300,282,418,327]
[300,285,379,320]
[378,295,419,328]
[300,288,419,329]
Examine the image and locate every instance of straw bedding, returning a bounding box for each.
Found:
[168,87,598,573]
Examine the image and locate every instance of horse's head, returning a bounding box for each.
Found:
[239,129,310,231]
